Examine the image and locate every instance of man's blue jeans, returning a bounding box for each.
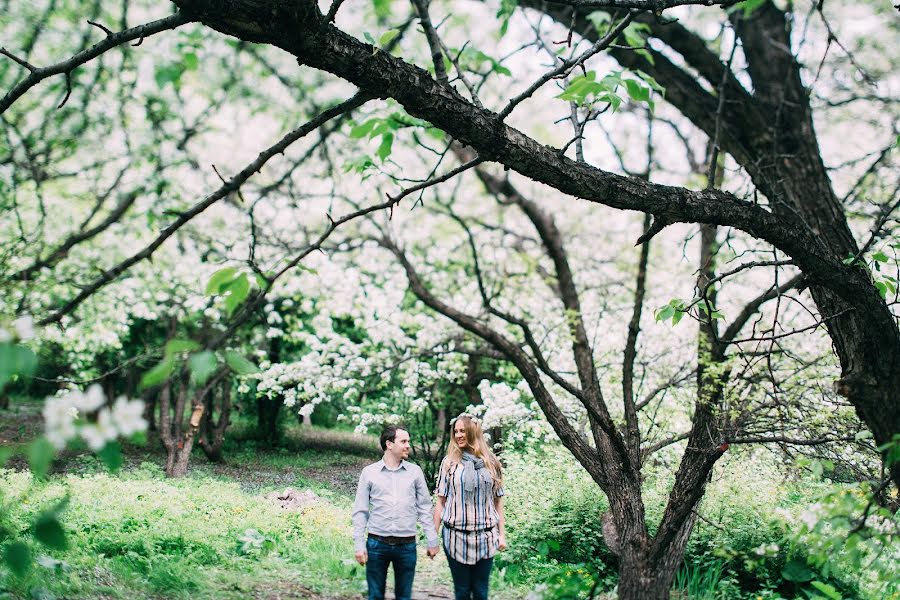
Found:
[365,537,417,600]
[446,554,493,600]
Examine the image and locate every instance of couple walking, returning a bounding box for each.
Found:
[352,415,506,600]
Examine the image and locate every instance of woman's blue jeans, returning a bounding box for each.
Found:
[365,537,417,600]
[446,554,493,600]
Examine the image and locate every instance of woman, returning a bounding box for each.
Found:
[434,414,507,600]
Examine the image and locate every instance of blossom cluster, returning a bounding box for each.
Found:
[43,384,148,450]
[466,380,553,444]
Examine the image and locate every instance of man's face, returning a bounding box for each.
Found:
[387,429,411,460]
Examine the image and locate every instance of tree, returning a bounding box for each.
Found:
[2,0,898,594]
[3,0,896,487]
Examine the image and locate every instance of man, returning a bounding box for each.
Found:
[352,424,440,600]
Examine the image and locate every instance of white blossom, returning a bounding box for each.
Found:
[12,315,35,340]
[110,396,147,436]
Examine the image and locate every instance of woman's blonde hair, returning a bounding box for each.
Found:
[446,414,502,486]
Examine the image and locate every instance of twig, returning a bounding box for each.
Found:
[1,13,191,115]
[39,92,373,326]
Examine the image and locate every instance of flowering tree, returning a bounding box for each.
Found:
[3,0,897,495]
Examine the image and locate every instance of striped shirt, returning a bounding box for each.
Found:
[435,456,504,565]
[351,459,439,552]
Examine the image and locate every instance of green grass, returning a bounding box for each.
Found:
[0,422,533,599]
[1,463,365,599]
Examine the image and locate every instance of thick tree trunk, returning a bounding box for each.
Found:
[617,560,676,600]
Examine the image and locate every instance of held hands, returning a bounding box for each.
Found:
[355,549,368,565]
[426,546,439,560]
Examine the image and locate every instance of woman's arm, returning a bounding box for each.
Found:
[434,495,446,535]
[494,495,507,550]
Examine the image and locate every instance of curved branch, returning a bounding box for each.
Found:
[39,91,373,325]
[1,13,191,115]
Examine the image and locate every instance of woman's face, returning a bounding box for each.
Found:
[454,421,468,449]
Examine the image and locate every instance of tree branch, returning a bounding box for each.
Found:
[1,13,191,115]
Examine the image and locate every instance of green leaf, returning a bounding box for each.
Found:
[33,514,67,551]
[809,581,842,600]
[624,78,650,103]
[205,267,238,295]
[26,437,55,479]
[139,354,176,390]
[4,541,31,576]
[655,305,675,322]
[871,251,889,263]
[165,339,201,355]
[349,119,377,139]
[373,0,392,19]
[0,343,38,392]
[223,273,250,316]
[363,31,376,46]
[224,350,260,375]
[343,156,376,174]
[496,0,517,37]
[728,0,766,17]
[154,64,183,89]
[623,22,650,50]
[781,558,815,582]
[188,351,218,386]
[635,70,665,93]
[182,51,199,71]
[97,440,123,472]
[378,29,400,47]
[376,132,394,162]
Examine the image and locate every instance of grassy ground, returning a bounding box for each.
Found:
[0,399,530,599]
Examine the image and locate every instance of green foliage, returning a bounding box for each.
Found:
[188,350,218,386]
[444,46,512,77]
[728,0,767,18]
[672,561,724,600]
[655,298,689,325]
[348,110,441,163]
[496,0,517,36]
[0,465,358,598]
[96,441,124,472]
[0,342,37,393]
[26,437,55,480]
[224,350,260,375]
[841,243,899,300]
[558,70,663,112]
[236,528,275,558]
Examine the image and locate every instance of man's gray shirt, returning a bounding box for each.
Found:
[352,459,439,552]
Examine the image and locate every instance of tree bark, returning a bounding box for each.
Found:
[199,378,231,462]
[159,377,211,477]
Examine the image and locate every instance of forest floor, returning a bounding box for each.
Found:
[0,399,522,600]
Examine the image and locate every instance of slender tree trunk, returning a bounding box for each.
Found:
[159,377,210,477]
[256,396,284,445]
[199,378,231,462]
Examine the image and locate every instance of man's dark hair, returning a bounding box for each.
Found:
[380,424,407,451]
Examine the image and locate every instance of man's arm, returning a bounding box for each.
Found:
[351,468,370,563]
[414,467,439,556]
